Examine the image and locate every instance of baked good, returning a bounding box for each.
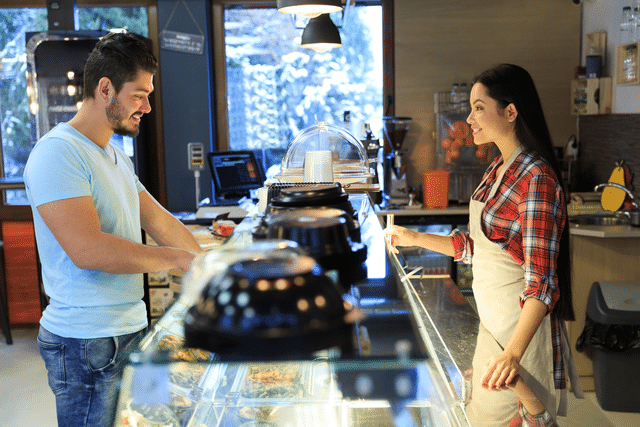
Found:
[241,364,302,399]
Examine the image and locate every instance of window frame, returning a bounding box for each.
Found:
[0,0,395,217]
[210,0,394,151]
[0,0,164,218]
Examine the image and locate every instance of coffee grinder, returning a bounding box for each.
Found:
[382,116,412,205]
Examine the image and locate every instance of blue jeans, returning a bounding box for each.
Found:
[37,326,147,427]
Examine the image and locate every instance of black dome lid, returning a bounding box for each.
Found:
[184,255,354,360]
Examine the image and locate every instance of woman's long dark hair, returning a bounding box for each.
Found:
[473,64,574,321]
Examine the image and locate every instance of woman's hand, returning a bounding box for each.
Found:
[383,225,415,254]
[482,299,548,391]
[481,351,520,390]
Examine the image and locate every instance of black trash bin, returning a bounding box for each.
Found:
[576,281,640,413]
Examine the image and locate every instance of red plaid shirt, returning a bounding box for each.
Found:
[451,148,566,389]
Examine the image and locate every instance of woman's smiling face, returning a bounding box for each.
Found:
[466,83,515,147]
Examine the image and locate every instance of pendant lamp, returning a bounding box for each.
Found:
[301,13,342,52]
[277,0,343,19]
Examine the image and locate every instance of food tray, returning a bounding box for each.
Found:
[118,400,181,427]
[232,363,310,401]
[136,328,217,401]
[186,361,338,426]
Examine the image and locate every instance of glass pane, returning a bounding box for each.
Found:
[0,6,147,205]
[225,5,383,174]
[0,8,47,205]
[0,8,47,178]
[78,7,148,37]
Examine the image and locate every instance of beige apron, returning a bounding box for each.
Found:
[465,146,580,426]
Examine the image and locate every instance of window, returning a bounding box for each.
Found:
[223,3,383,175]
[0,5,147,205]
[0,8,46,205]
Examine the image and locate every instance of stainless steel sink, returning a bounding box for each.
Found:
[569,215,630,226]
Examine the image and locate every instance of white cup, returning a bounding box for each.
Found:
[257,186,269,212]
[304,150,334,182]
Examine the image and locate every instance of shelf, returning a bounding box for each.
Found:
[616,41,640,86]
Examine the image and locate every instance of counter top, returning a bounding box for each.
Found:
[374,204,469,216]
[232,194,478,402]
[569,223,640,238]
[132,193,475,426]
[567,202,640,238]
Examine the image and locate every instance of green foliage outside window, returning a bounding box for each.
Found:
[225,6,383,158]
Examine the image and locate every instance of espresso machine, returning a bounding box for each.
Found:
[382,116,412,205]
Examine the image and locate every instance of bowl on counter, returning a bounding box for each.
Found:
[183,249,356,360]
[253,208,367,291]
[268,183,357,216]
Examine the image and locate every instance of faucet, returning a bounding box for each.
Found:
[594,182,639,210]
[594,183,640,226]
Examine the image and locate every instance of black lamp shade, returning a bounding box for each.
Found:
[301,14,342,52]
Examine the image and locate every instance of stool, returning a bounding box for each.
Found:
[0,241,12,345]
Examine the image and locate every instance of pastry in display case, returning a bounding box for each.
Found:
[114,199,475,427]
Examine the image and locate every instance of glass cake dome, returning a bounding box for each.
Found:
[274,122,373,184]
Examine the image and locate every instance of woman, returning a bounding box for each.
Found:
[385,64,582,426]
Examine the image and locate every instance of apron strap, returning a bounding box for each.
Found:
[560,319,584,399]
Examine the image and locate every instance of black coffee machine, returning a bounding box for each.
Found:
[382,116,412,205]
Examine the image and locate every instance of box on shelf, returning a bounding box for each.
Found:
[570,78,612,115]
[616,41,640,86]
[148,269,175,318]
[149,286,175,318]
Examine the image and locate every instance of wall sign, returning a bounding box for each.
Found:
[160,30,204,55]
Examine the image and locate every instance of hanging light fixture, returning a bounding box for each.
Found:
[277,0,343,19]
[301,13,341,52]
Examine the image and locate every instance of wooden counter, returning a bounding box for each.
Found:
[567,229,640,391]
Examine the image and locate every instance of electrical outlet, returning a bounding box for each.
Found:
[187,142,205,171]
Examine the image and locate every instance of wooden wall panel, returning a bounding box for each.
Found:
[394,0,581,191]
[568,235,640,392]
[2,221,41,325]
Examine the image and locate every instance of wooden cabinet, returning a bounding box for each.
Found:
[567,234,640,391]
[1,221,40,325]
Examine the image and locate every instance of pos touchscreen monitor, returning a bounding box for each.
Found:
[207,150,264,203]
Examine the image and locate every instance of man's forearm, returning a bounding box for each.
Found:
[146,213,202,254]
[72,231,195,274]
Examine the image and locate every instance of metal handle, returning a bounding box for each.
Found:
[594,182,639,210]
[594,182,635,200]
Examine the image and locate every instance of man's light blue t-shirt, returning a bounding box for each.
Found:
[24,123,148,338]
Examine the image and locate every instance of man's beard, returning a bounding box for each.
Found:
[106,96,140,138]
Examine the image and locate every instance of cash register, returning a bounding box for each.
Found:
[195,150,265,221]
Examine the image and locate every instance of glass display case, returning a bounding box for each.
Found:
[274,122,373,185]
[113,194,480,427]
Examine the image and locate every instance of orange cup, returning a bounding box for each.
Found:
[422,170,450,208]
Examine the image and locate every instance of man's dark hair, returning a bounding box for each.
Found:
[83,31,157,99]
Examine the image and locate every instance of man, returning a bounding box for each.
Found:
[24,31,202,427]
